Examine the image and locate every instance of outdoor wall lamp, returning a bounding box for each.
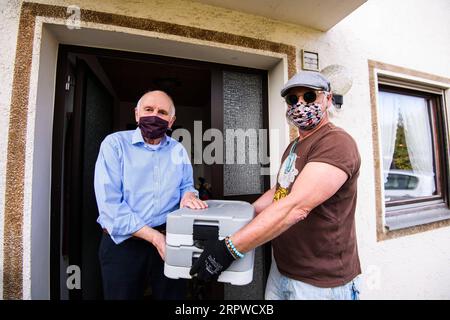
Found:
[321,64,353,109]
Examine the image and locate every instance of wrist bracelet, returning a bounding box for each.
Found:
[224,238,239,259]
[225,236,244,259]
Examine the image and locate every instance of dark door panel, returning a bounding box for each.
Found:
[68,58,114,299]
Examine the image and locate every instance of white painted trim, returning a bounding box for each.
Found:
[22,17,45,301]
[376,69,450,89]
[268,59,290,185]
[23,17,59,300]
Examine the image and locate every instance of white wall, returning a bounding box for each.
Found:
[0,0,449,299]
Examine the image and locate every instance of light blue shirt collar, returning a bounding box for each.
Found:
[131,128,170,149]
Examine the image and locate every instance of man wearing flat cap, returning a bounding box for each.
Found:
[190,71,361,300]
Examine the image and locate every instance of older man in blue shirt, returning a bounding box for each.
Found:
[95,90,207,300]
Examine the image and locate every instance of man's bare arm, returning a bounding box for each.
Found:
[252,186,276,215]
[231,162,348,253]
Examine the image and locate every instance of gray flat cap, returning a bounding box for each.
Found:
[280,71,331,97]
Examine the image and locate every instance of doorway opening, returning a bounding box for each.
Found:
[51,45,270,300]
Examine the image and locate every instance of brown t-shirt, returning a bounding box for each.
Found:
[272,122,361,288]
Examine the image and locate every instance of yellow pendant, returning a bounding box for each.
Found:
[273,187,289,201]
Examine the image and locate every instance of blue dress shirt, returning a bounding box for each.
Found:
[94,128,198,244]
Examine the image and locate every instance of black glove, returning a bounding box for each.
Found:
[189,239,236,282]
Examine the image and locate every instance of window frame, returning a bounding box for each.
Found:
[369,60,450,241]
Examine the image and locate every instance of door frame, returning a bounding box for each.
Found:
[51,44,271,299]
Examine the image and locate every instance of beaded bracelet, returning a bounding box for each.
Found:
[224,238,239,259]
[225,236,245,259]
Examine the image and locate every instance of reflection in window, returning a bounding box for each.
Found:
[385,173,418,190]
[379,91,436,202]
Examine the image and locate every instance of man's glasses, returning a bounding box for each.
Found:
[285,90,328,105]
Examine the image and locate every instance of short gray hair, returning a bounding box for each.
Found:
[136,90,176,117]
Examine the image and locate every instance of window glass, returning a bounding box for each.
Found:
[378,90,437,202]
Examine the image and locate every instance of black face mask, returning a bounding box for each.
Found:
[138,116,169,140]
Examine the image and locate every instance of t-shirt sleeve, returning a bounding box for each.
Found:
[306,131,360,179]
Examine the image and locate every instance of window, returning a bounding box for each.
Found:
[378,79,450,230]
[379,88,438,204]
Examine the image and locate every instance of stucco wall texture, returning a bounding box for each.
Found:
[0,0,449,299]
